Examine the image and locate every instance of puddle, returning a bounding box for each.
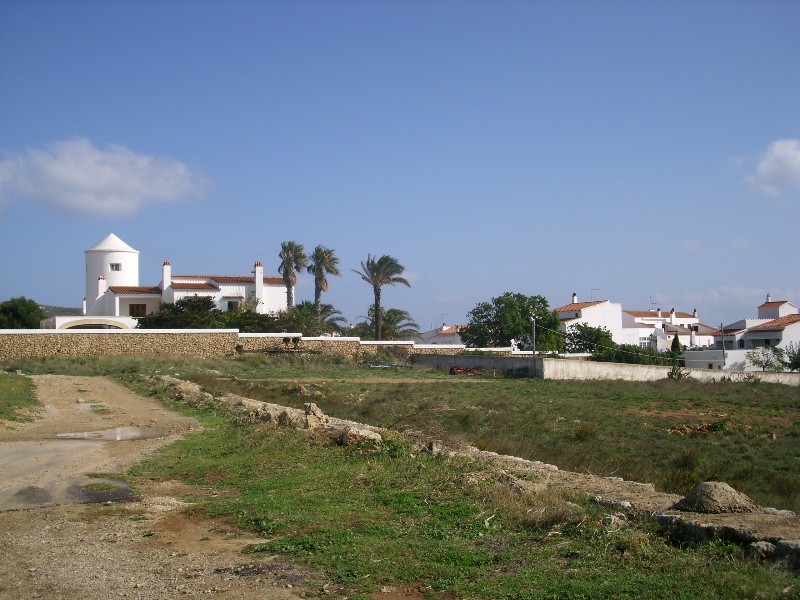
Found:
[55,426,169,441]
[67,479,138,504]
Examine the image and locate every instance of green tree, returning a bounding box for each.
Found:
[278,241,308,308]
[460,292,563,351]
[355,306,419,340]
[565,323,616,354]
[306,245,341,315]
[784,342,800,372]
[136,296,226,329]
[352,254,410,340]
[671,334,682,354]
[223,307,280,333]
[0,297,44,329]
[279,301,346,336]
[746,346,786,372]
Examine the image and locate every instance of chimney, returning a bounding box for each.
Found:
[97,275,107,298]
[572,292,578,304]
[657,307,662,318]
[670,308,676,324]
[692,308,697,318]
[766,293,772,303]
[253,261,264,309]
[161,260,172,289]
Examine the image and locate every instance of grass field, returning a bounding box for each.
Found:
[3,355,799,598]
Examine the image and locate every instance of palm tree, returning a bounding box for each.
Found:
[352,254,410,340]
[286,300,347,336]
[306,245,341,315]
[360,306,419,340]
[277,241,307,308]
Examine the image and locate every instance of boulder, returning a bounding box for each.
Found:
[304,402,328,430]
[672,481,758,514]
[338,426,382,446]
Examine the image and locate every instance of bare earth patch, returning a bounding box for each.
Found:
[0,375,315,599]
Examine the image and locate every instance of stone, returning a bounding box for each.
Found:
[304,403,328,429]
[672,481,758,514]
[748,541,776,559]
[338,426,382,446]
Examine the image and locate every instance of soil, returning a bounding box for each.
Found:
[0,375,315,600]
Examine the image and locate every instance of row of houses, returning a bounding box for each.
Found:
[420,293,800,371]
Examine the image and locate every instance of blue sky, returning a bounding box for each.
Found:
[1,1,799,330]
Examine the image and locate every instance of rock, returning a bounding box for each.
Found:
[774,539,800,568]
[673,481,758,514]
[748,541,776,559]
[602,513,627,530]
[338,426,382,446]
[303,403,328,429]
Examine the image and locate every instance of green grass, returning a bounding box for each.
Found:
[0,369,40,421]
[129,398,797,599]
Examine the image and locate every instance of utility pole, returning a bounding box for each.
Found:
[720,322,726,370]
[531,316,537,356]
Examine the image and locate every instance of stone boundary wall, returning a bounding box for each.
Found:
[2,330,797,386]
[0,329,240,359]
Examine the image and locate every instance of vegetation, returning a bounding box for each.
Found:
[306,245,341,315]
[460,292,563,351]
[746,346,786,372]
[565,323,615,354]
[278,240,308,308]
[0,296,44,329]
[4,355,798,597]
[591,343,679,366]
[351,306,420,340]
[0,370,40,421]
[136,296,227,329]
[279,301,346,336]
[785,342,800,372]
[352,254,411,340]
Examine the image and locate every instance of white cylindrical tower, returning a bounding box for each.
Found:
[85,233,140,307]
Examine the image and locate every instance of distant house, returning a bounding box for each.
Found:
[417,323,466,345]
[683,295,800,371]
[552,293,714,350]
[41,234,288,329]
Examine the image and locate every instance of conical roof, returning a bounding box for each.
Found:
[86,233,138,253]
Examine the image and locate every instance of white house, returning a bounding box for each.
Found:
[417,323,467,345]
[41,234,288,329]
[552,293,715,350]
[683,295,800,371]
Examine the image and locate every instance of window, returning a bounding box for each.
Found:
[129,304,146,318]
[110,263,122,272]
[227,301,240,311]
[708,363,713,369]
[738,340,744,349]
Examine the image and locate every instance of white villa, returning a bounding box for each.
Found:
[41,234,288,329]
[552,293,716,351]
[683,295,800,371]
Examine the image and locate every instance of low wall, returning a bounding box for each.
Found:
[0,329,240,359]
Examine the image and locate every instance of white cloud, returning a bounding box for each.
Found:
[745,138,800,197]
[0,138,210,216]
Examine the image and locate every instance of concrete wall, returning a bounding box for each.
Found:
[413,353,538,376]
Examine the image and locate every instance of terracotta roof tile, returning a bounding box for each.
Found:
[171,282,219,291]
[108,286,162,295]
[758,300,791,308]
[172,274,283,285]
[625,309,695,319]
[747,314,800,332]
[553,301,606,312]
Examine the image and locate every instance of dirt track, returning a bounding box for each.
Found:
[0,375,313,600]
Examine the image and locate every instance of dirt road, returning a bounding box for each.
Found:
[0,375,312,600]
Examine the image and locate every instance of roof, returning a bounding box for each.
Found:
[747,314,800,332]
[170,282,219,291]
[625,309,694,319]
[553,300,606,313]
[758,300,792,309]
[441,325,466,335]
[86,233,138,254]
[172,275,284,285]
[108,286,162,295]
[711,328,745,336]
